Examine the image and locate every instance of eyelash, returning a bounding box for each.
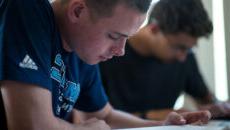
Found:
[108,34,120,41]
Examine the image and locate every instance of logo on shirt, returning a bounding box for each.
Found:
[50,54,80,116]
[19,54,38,70]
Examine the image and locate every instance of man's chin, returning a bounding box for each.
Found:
[83,57,110,65]
[86,61,99,65]
[82,59,99,65]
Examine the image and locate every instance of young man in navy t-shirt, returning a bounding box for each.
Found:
[0,0,212,129]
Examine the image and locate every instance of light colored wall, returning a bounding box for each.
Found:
[224,0,230,97]
[194,0,215,93]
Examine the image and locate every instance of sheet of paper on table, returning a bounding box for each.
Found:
[208,120,230,128]
[115,124,230,130]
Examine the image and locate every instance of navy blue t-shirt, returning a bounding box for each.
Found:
[0,0,5,80]
[0,0,108,122]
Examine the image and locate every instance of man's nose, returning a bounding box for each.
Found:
[111,41,126,56]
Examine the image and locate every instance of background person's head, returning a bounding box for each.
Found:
[52,0,151,64]
[132,0,213,62]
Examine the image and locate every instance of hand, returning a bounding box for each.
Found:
[180,110,211,125]
[163,112,186,125]
[80,118,111,130]
[163,110,211,125]
[200,102,230,118]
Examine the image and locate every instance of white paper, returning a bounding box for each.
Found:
[209,120,230,128]
[115,125,230,130]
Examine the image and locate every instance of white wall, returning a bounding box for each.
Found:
[194,0,215,93]
[224,0,230,98]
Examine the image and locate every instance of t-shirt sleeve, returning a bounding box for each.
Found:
[74,64,108,112]
[0,0,7,80]
[1,0,53,90]
[184,52,209,99]
[0,33,2,80]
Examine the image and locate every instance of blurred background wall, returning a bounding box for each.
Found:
[181,0,230,109]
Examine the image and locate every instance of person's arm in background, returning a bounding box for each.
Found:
[72,103,211,129]
[184,52,230,118]
[1,81,111,130]
[195,92,230,118]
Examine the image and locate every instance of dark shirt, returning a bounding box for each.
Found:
[100,42,208,113]
[0,0,4,80]
[0,0,107,129]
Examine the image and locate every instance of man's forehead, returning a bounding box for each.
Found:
[98,5,147,38]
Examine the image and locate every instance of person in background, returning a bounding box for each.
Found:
[0,0,212,130]
[100,0,230,120]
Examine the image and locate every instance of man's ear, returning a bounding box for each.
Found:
[148,23,160,34]
[67,0,85,23]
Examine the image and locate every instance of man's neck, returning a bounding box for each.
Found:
[52,1,72,52]
[128,35,151,56]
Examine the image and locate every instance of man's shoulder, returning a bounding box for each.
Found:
[3,0,50,7]
[1,0,54,27]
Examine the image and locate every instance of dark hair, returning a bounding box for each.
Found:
[148,0,213,37]
[85,0,152,17]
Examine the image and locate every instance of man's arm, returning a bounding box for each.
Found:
[72,103,164,129]
[195,91,217,105]
[73,103,211,129]
[1,81,110,130]
[183,53,230,118]
[195,92,230,118]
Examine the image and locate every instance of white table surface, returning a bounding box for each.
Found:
[115,120,230,130]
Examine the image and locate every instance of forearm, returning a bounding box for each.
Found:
[49,117,84,130]
[6,108,88,130]
[105,109,164,129]
[1,81,90,130]
[196,92,217,105]
[195,93,230,118]
[5,108,87,130]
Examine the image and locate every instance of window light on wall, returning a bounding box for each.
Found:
[212,0,228,101]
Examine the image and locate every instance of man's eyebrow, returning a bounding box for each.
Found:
[112,31,129,38]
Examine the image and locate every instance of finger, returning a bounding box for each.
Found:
[199,110,211,124]
[202,110,212,121]
[181,110,211,124]
[165,112,186,125]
